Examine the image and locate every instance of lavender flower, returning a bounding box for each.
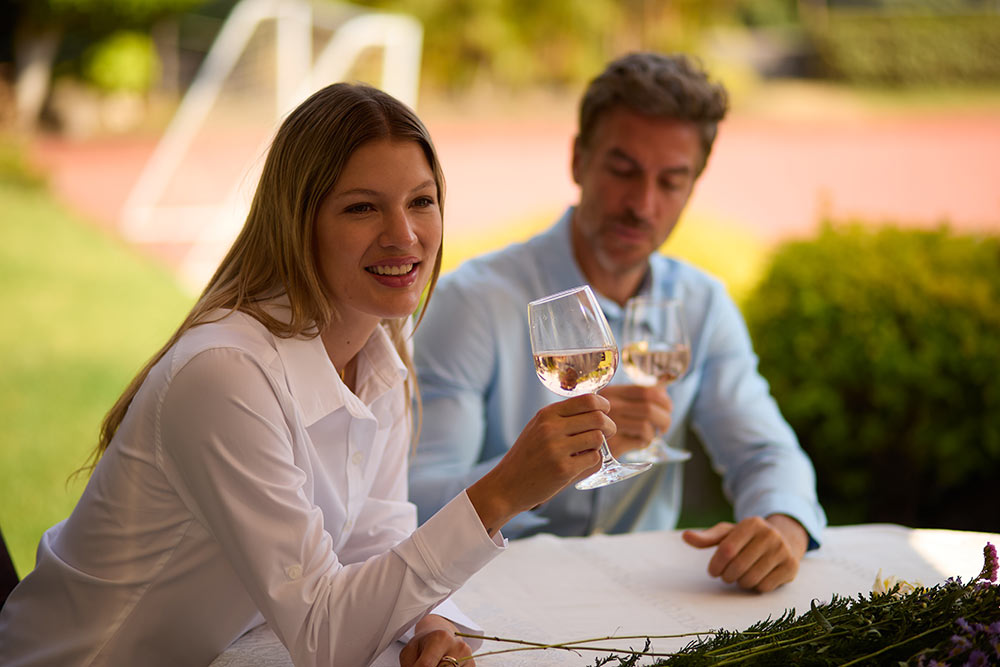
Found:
[964,649,988,667]
[981,543,998,583]
[949,634,972,658]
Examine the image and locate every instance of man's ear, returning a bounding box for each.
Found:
[570,135,584,186]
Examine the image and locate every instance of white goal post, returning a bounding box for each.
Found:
[120,0,423,291]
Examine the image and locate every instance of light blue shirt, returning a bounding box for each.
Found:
[411,209,826,544]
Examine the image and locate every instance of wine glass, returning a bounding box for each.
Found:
[528,285,652,490]
[619,296,693,464]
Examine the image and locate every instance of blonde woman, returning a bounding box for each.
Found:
[0,83,613,667]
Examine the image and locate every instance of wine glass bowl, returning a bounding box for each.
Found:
[620,297,693,464]
[528,285,652,490]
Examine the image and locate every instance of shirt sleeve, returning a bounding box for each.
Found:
[410,276,567,538]
[410,283,506,520]
[689,288,828,548]
[156,347,504,667]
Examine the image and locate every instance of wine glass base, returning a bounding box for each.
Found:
[622,443,692,465]
[574,459,652,490]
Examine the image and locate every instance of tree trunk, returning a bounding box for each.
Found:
[14,20,63,131]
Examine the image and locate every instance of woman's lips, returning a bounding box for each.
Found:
[365,260,420,287]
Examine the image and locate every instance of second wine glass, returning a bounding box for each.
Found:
[620,296,693,464]
[528,285,652,490]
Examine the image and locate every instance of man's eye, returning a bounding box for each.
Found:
[607,163,636,178]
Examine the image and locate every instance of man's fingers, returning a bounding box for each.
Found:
[730,543,785,589]
[714,521,783,581]
[753,560,798,593]
[681,522,734,549]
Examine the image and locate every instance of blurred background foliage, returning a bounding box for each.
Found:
[808,9,1000,86]
[744,225,1000,532]
[3,0,1000,132]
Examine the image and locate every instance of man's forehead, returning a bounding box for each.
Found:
[585,110,701,170]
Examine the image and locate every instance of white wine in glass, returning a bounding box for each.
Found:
[528,285,652,490]
[620,297,693,464]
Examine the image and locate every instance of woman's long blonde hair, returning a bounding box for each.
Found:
[81,83,445,473]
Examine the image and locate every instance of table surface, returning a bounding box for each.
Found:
[210,524,998,666]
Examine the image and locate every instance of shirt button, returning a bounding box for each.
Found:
[344,519,353,532]
[286,564,302,580]
[351,452,364,466]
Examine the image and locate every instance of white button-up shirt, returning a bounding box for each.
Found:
[0,308,504,667]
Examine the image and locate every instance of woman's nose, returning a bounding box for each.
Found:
[380,209,419,247]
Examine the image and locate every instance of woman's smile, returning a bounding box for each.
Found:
[366,257,421,286]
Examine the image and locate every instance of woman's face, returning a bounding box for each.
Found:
[315,138,442,326]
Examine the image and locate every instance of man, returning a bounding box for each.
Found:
[410,52,826,592]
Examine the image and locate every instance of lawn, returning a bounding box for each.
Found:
[0,179,193,577]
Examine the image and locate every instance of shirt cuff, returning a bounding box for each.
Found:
[393,490,506,592]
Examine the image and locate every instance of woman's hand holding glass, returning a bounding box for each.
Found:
[466,393,615,536]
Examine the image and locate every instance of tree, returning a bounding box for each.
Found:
[3,0,206,130]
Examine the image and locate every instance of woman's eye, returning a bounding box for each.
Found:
[344,202,375,214]
[412,196,435,208]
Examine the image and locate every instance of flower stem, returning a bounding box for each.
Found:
[838,623,950,666]
[456,631,712,661]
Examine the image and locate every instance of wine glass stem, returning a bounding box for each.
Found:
[598,434,616,466]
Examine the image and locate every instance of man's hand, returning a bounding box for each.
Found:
[399,615,474,667]
[681,514,809,593]
[598,384,672,458]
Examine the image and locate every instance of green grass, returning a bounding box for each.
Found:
[0,179,193,577]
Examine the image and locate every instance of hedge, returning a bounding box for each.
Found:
[806,11,1000,85]
[743,224,1000,530]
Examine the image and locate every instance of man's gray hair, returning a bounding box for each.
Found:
[578,52,729,174]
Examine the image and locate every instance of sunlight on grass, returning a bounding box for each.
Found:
[442,211,556,274]
[0,181,193,577]
[443,208,770,303]
[663,211,771,303]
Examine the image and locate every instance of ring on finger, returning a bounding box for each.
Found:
[438,658,461,667]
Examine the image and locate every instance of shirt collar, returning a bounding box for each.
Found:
[263,301,408,427]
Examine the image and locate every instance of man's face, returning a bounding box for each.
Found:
[571,106,703,279]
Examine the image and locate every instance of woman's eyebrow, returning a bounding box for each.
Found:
[332,180,436,200]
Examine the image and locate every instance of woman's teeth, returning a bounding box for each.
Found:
[368,263,414,276]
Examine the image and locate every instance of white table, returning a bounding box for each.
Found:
[210,524,998,666]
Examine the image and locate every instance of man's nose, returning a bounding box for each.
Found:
[627,178,658,221]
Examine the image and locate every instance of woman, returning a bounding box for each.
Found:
[0,83,613,667]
